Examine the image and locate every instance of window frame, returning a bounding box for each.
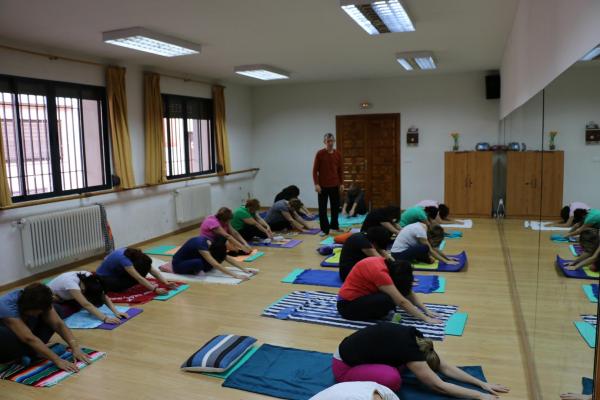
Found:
[0,74,112,202]
[162,93,216,180]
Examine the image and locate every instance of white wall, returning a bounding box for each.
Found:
[251,72,500,209]
[500,0,600,118]
[0,47,255,286]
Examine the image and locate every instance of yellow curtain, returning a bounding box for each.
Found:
[106,66,135,189]
[143,73,166,185]
[0,121,13,206]
[212,85,231,174]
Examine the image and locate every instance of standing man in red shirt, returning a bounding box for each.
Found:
[313,133,344,235]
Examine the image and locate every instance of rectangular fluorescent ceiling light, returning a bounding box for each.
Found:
[396,52,437,70]
[340,0,414,35]
[234,65,290,80]
[581,46,600,61]
[103,27,201,57]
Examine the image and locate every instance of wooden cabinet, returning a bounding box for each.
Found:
[506,151,563,218]
[444,151,493,217]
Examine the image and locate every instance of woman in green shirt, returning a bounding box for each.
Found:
[231,199,273,241]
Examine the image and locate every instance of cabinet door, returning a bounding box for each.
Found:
[467,152,493,216]
[366,115,400,209]
[337,116,369,200]
[540,151,564,218]
[444,152,469,215]
[506,152,531,217]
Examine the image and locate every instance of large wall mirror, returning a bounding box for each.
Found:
[501,45,600,399]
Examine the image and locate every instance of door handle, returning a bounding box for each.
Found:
[465,177,469,188]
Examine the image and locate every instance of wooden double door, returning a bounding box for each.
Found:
[506,151,564,218]
[444,151,493,216]
[336,114,400,209]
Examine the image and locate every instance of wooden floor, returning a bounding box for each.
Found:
[2,218,593,400]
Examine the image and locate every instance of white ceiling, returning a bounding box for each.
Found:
[0,0,519,85]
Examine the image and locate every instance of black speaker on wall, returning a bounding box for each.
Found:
[486,74,501,99]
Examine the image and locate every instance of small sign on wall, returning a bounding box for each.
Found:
[586,122,599,144]
[407,126,419,146]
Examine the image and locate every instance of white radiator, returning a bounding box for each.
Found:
[174,184,212,224]
[19,205,105,271]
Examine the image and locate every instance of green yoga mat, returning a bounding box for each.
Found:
[434,277,446,293]
[244,251,264,262]
[281,268,306,283]
[144,245,179,256]
[203,346,261,379]
[413,260,440,270]
[575,321,596,348]
[154,284,189,301]
[320,237,335,245]
[446,313,468,335]
[583,285,598,303]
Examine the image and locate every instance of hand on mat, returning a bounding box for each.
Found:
[72,347,91,364]
[117,311,129,319]
[104,315,123,325]
[235,274,250,281]
[245,269,259,276]
[424,316,443,325]
[425,310,441,318]
[480,382,510,395]
[166,282,179,290]
[444,258,460,265]
[55,358,80,373]
[154,287,168,295]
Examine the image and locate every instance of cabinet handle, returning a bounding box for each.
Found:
[465,177,468,188]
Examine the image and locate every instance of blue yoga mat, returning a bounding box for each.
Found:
[594,284,599,300]
[445,230,463,239]
[583,285,598,303]
[556,256,599,280]
[399,366,488,399]
[551,234,576,243]
[583,377,594,395]
[223,344,334,400]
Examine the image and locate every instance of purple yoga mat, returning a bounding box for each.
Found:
[301,228,321,235]
[556,256,598,280]
[96,308,143,330]
[252,239,302,248]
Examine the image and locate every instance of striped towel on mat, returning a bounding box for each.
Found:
[262,290,456,341]
[582,314,597,326]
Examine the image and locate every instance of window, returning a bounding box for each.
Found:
[162,94,215,179]
[0,75,111,202]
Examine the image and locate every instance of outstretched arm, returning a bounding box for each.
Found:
[379,285,440,324]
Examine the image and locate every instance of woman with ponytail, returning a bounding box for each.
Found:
[96,247,177,293]
[48,271,128,324]
[333,323,509,399]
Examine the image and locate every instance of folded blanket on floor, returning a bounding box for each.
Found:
[262,290,461,340]
[281,269,444,294]
[64,305,142,329]
[413,252,468,272]
[527,220,570,231]
[251,238,302,248]
[320,247,342,267]
[551,234,577,243]
[203,346,261,379]
[106,277,187,304]
[445,230,463,239]
[335,214,367,227]
[582,284,598,303]
[232,249,265,262]
[440,219,473,229]
[570,244,584,257]
[556,256,599,279]
[143,245,180,256]
[222,344,334,400]
[399,366,488,400]
[159,266,257,285]
[0,343,105,387]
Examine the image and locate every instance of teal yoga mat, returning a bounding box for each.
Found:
[583,285,598,303]
[434,277,446,293]
[575,321,596,348]
[244,251,264,262]
[281,268,305,283]
[144,245,178,256]
[154,284,189,301]
[445,313,468,336]
[203,346,261,379]
[320,237,335,245]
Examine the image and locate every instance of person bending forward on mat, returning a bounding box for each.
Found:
[333,323,509,399]
[172,236,257,280]
[564,229,600,271]
[200,207,252,254]
[417,200,460,225]
[341,182,367,217]
[549,202,590,228]
[400,205,437,228]
[274,185,314,218]
[565,209,600,238]
[231,199,273,241]
[339,227,393,281]
[391,223,459,265]
[337,257,442,324]
[96,247,177,294]
[0,283,91,372]
[361,206,402,236]
[49,271,128,324]
[265,198,313,232]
